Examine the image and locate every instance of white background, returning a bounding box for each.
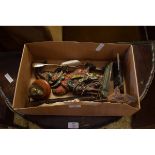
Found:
[0,0,155,25]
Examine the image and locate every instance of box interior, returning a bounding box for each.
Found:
[13,41,140,115]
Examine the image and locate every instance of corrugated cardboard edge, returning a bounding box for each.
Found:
[26,40,130,45]
[131,45,141,109]
[12,44,27,108]
[14,102,139,116]
[25,41,131,50]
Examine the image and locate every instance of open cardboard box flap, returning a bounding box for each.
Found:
[13,41,140,116]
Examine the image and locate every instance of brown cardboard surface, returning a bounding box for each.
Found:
[27,41,129,60]
[123,46,140,108]
[13,41,140,116]
[15,103,138,116]
[13,45,32,108]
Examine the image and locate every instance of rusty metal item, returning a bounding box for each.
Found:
[30,96,98,106]
[33,62,111,99]
[108,87,137,104]
[113,53,124,93]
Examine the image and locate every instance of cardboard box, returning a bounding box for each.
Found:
[13,41,140,116]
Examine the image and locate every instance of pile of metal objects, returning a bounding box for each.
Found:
[29,57,137,106]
